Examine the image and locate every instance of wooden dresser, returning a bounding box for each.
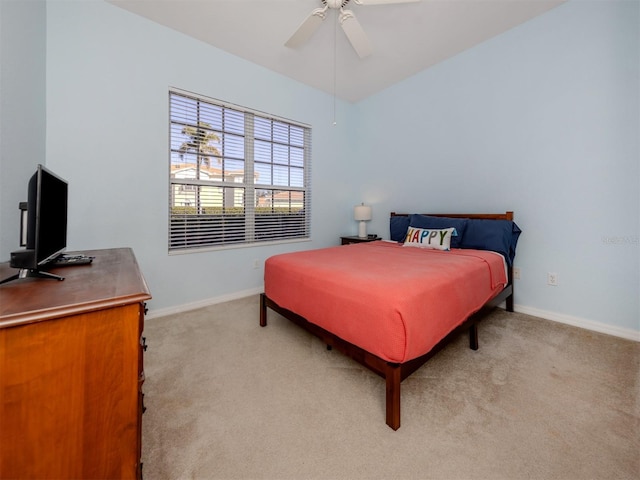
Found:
[0,248,151,479]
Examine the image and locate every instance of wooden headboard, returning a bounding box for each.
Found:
[390,211,514,221]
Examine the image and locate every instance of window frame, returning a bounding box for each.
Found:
[168,88,311,253]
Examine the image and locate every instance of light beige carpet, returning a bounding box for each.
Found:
[141,295,639,479]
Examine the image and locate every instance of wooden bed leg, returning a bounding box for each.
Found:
[469,323,479,350]
[385,363,401,430]
[260,293,267,327]
[506,293,514,313]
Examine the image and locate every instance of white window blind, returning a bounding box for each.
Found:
[169,90,311,251]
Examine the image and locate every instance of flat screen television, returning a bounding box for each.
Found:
[1,164,68,284]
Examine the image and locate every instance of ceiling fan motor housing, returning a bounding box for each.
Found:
[323,0,350,9]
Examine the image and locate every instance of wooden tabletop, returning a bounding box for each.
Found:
[0,248,151,329]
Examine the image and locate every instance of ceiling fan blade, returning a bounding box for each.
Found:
[353,0,420,5]
[285,7,327,48]
[339,9,372,59]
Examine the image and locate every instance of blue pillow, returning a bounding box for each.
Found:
[459,219,522,265]
[390,215,410,242]
[408,214,468,249]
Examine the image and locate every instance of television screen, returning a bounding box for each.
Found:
[30,165,68,265]
[9,165,68,271]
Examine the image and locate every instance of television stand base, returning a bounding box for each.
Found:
[0,268,64,285]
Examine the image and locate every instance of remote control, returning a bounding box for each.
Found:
[51,255,95,267]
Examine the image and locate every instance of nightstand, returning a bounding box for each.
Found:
[340,235,380,245]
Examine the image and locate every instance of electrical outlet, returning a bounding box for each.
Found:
[253,259,260,269]
[547,272,558,286]
[513,267,520,280]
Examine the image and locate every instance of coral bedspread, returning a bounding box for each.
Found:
[264,241,507,364]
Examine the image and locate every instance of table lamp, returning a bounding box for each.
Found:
[354,204,372,238]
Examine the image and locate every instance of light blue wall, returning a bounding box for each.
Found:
[357,0,639,332]
[0,0,46,260]
[1,0,637,334]
[43,0,357,310]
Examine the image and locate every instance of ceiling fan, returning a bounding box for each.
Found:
[285,0,420,59]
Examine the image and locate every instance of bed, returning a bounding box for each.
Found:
[260,211,521,430]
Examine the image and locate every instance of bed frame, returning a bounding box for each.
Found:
[260,211,515,430]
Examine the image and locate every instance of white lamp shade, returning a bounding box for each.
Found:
[354,204,372,238]
[354,205,372,221]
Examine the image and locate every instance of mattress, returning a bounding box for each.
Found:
[264,241,507,363]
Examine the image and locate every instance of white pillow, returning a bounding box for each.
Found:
[403,227,457,251]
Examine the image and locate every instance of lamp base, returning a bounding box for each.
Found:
[358,221,367,238]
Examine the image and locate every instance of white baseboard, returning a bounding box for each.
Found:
[145,287,263,320]
[146,291,639,343]
[513,304,640,342]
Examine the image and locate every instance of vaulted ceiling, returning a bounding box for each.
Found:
[108,0,566,103]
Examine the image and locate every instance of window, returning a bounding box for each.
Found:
[169,90,311,251]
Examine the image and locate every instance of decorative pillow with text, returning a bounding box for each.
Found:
[403,227,457,251]
[408,214,468,249]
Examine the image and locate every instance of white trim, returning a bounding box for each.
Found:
[145,287,263,320]
[513,304,640,342]
[146,292,640,342]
